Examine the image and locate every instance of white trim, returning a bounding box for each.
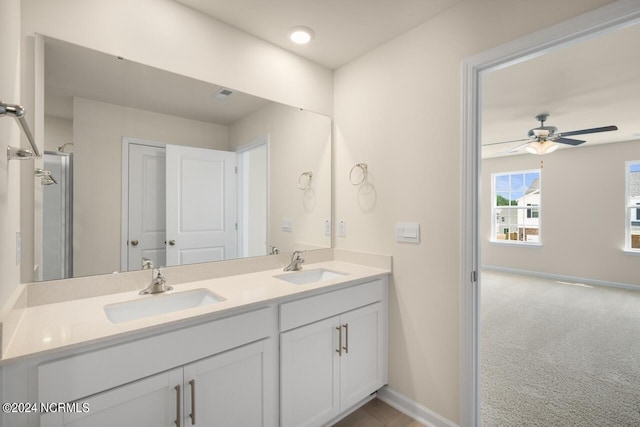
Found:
[377,386,458,427]
[120,137,167,272]
[461,2,640,426]
[482,265,640,292]
[488,240,542,247]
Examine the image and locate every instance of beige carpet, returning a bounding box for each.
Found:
[481,270,640,426]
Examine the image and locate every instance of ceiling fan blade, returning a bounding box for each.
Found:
[483,138,530,147]
[506,141,531,153]
[558,125,618,137]
[555,137,586,146]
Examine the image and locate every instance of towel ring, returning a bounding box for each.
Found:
[349,163,368,186]
[298,171,313,190]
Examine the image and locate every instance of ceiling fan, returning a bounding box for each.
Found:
[485,113,618,155]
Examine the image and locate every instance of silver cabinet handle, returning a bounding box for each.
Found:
[175,384,181,427]
[336,326,342,356]
[130,239,139,246]
[189,379,196,425]
[168,240,176,246]
[343,323,349,354]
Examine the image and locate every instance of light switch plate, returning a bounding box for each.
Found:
[16,231,21,265]
[324,219,331,237]
[396,222,420,243]
[338,220,347,238]
[282,218,293,232]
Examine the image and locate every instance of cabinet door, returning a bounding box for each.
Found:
[280,316,341,427]
[183,340,269,427]
[339,302,385,411]
[40,368,183,427]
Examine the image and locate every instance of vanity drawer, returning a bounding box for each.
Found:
[39,306,275,404]
[279,279,386,332]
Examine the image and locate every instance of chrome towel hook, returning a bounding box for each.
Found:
[298,171,313,190]
[349,163,368,185]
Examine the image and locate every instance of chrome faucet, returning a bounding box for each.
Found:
[140,267,173,295]
[284,250,305,271]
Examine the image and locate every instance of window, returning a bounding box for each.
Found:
[492,169,541,243]
[626,161,640,250]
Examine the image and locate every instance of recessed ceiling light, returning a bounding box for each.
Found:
[288,26,314,45]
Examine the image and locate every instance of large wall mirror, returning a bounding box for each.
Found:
[34,35,332,282]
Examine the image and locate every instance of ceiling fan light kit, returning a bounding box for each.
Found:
[525,139,558,155]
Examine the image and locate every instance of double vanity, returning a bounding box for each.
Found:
[1,250,391,427]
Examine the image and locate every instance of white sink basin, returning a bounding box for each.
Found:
[104,289,224,323]
[275,268,347,285]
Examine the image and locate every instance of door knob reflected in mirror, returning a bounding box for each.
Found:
[130,240,139,246]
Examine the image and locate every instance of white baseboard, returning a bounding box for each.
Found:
[482,265,640,292]
[377,386,459,427]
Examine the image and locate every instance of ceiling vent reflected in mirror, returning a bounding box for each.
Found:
[213,87,234,100]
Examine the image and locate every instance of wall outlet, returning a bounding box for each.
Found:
[338,220,347,238]
[324,219,331,237]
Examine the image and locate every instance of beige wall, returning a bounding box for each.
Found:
[20,0,333,115]
[482,140,640,286]
[0,0,22,310]
[43,116,72,152]
[72,97,228,277]
[333,0,614,422]
[229,103,332,253]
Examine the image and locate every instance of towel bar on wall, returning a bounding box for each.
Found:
[1,100,41,160]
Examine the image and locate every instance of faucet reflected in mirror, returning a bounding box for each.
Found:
[284,251,306,272]
[139,268,172,295]
[32,35,332,283]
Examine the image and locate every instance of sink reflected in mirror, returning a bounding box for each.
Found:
[104,289,224,323]
[274,268,347,285]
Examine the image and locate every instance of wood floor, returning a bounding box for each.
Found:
[333,398,424,427]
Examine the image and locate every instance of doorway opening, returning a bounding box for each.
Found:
[461,3,640,425]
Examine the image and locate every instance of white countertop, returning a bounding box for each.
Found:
[3,261,390,363]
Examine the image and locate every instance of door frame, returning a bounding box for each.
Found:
[236,135,270,257]
[460,2,640,426]
[120,137,167,272]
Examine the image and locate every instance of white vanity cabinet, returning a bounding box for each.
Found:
[38,307,277,427]
[40,368,184,427]
[182,339,269,426]
[279,279,388,427]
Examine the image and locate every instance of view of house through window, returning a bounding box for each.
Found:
[626,161,640,250]
[492,169,541,243]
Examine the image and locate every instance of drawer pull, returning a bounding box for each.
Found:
[343,323,349,354]
[189,379,196,425]
[175,384,181,427]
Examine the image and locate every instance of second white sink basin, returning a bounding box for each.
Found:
[104,289,224,323]
[275,268,347,285]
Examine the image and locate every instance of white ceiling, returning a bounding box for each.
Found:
[482,22,640,158]
[175,0,463,69]
[46,2,640,157]
[44,37,271,124]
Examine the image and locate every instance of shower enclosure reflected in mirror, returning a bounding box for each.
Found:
[35,35,332,281]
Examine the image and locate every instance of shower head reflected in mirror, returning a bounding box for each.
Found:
[57,142,74,153]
